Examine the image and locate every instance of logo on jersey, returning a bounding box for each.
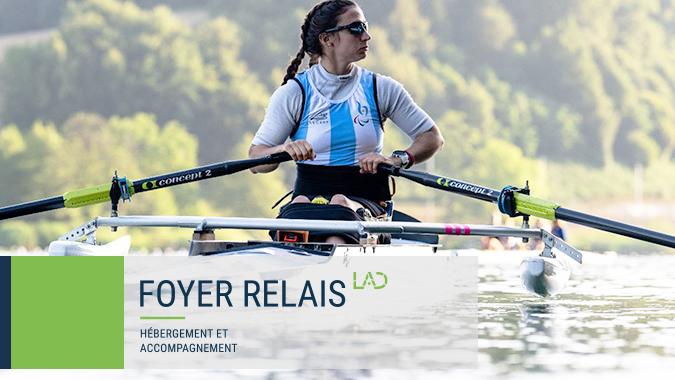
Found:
[353,101,370,126]
[309,111,329,124]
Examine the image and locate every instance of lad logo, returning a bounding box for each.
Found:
[353,272,388,290]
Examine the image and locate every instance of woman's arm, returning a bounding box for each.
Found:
[358,75,445,173]
[358,126,443,173]
[249,81,306,173]
[401,125,444,165]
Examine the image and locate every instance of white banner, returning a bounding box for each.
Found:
[124,253,477,369]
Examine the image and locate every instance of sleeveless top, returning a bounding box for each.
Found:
[290,67,383,166]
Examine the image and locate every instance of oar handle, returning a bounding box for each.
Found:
[266,151,294,162]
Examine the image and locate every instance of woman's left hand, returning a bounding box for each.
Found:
[358,153,399,174]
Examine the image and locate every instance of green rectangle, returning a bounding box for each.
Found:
[11,257,124,368]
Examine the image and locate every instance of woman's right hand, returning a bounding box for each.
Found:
[284,140,316,161]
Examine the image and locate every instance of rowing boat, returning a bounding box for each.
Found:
[1,152,673,298]
[46,215,584,297]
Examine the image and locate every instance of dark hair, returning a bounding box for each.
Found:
[281,0,357,85]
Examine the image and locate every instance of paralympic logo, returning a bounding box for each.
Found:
[353,101,370,126]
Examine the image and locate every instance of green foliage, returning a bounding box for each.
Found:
[0,46,61,127]
[205,0,315,87]
[362,27,445,109]
[4,0,675,167]
[466,139,542,191]
[0,1,210,36]
[517,0,675,166]
[387,0,435,57]
[0,125,27,205]
[0,221,38,248]
[1,0,674,251]
[545,161,633,203]
[643,159,675,200]
[134,0,209,9]
[1,0,268,164]
[0,113,220,247]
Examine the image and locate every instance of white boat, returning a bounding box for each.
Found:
[3,152,671,298]
[46,215,583,297]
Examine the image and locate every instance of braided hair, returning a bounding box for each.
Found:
[281,0,357,85]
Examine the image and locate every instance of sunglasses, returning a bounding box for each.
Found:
[323,21,368,36]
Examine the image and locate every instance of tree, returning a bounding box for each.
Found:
[1,0,268,163]
[387,0,435,57]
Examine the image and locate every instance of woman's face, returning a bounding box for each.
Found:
[325,6,371,63]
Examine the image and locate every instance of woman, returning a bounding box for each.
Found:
[249,0,444,243]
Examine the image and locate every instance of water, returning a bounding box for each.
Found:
[477,251,675,378]
[3,250,675,379]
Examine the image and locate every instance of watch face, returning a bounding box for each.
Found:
[393,151,409,167]
[400,154,409,165]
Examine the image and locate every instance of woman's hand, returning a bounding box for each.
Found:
[284,140,316,161]
[358,153,399,174]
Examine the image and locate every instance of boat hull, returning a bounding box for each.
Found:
[519,256,571,297]
[47,237,441,258]
[48,236,131,256]
[188,239,440,257]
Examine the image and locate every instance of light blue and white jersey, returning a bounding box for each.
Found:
[252,64,435,162]
[291,67,383,166]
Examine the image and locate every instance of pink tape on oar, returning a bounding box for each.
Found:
[444,224,471,235]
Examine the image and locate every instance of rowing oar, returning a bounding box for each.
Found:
[0,152,292,221]
[379,165,675,249]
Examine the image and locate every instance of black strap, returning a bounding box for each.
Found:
[271,190,294,209]
[290,78,306,138]
[372,73,384,129]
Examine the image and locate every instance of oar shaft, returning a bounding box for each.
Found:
[0,196,64,221]
[380,164,675,250]
[556,207,675,248]
[386,167,500,203]
[0,152,292,221]
[131,152,292,194]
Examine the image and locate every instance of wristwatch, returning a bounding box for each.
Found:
[391,150,412,169]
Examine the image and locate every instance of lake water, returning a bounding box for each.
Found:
[3,249,675,379]
[475,250,675,378]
